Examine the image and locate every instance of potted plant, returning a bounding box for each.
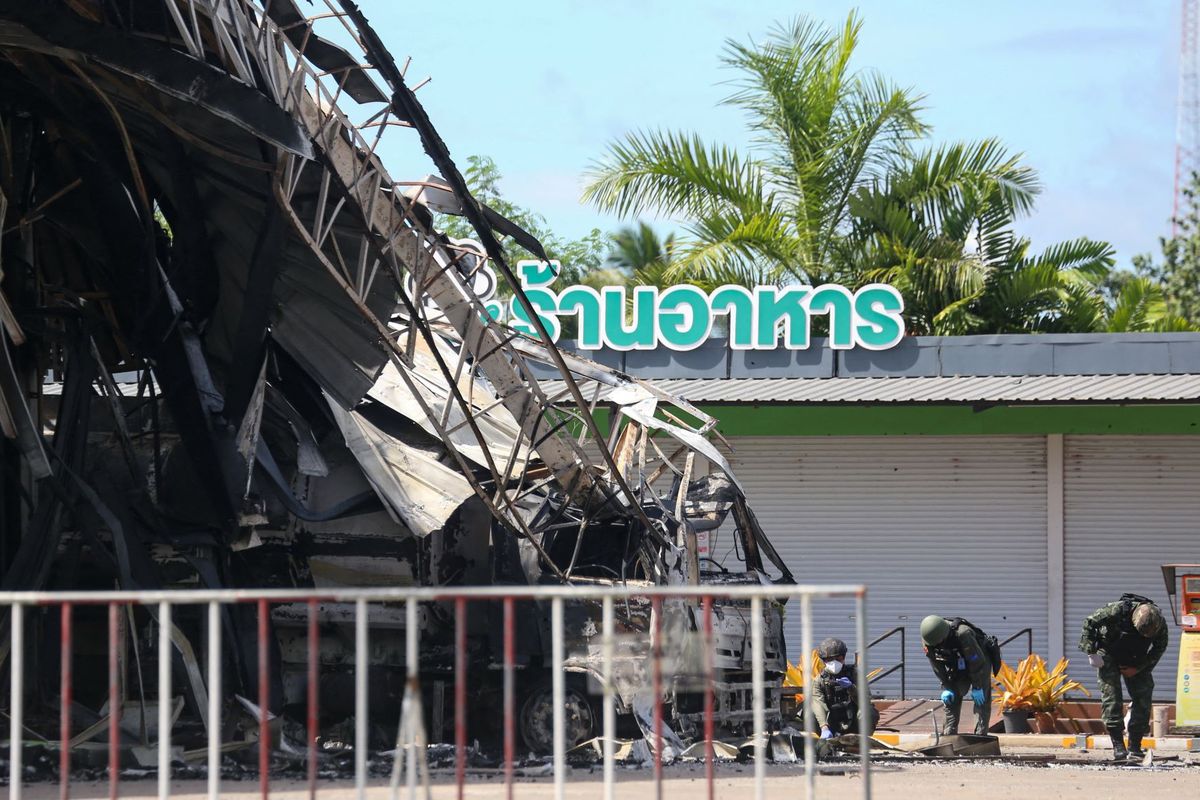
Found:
[993,654,1090,734]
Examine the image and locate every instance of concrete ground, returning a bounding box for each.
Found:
[18,750,1200,800]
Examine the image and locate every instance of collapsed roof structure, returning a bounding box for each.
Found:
[0,0,793,752]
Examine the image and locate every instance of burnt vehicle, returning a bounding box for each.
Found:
[0,0,792,753]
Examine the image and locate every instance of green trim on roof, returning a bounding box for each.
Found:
[701,403,1200,437]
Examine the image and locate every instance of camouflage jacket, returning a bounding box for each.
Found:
[924,623,992,691]
[1078,600,1169,669]
[812,663,863,728]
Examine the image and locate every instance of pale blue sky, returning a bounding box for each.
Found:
[359,1,1179,266]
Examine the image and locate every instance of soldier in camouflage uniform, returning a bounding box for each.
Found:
[811,638,879,739]
[1079,594,1168,761]
[921,615,996,736]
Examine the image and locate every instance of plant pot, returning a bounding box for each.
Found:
[1031,711,1057,734]
[1002,709,1031,733]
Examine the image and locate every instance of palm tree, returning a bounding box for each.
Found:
[847,140,1118,334]
[847,139,1044,332]
[1055,271,1195,333]
[850,144,1192,333]
[604,221,677,288]
[960,237,1116,333]
[582,13,1036,294]
[582,12,1165,334]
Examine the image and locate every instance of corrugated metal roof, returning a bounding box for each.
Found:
[545,373,1200,404]
[45,372,1200,405]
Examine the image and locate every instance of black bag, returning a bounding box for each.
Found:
[1117,592,1158,632]
[1119,592,1155,611]
[951,617,1002,675]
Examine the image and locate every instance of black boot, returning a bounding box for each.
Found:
[1127,731,1145,761]
[1108,730,1128,761]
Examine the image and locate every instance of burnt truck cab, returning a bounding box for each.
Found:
[424,471,793,753]
[273,470,792,754]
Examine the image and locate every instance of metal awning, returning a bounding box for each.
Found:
[547,373,1200,405]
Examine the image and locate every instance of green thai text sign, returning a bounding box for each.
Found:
[484,261,905,351]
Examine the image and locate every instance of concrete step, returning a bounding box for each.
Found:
[802,697,1183,737]
[871,732,1199,752]
[876,699,1004,733]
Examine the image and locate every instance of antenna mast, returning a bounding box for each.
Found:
[1175,0,1200,233]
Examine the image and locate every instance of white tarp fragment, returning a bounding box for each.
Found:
[325,393,473,536]
[616,395,744,494]
[368,332,530,472]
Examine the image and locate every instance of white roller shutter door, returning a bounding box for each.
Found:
[724,435,1048,697]
[1064,436,1200,699]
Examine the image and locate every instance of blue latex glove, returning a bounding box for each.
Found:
[834,677,853,689]
[819,727,833,740]
[940,689,955,706]
[971,688,986,707]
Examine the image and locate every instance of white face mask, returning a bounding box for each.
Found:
[825,660,844,674]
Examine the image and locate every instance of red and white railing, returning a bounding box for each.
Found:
[2,584,870,800]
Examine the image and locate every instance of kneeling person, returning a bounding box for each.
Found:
[813,638,879,739]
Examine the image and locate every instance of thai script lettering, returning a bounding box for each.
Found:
[479,261,905,351]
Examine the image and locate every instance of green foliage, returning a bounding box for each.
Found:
[438,156,610,294]
[583,12,1151,335]
[1133,173,1200,327]
[847,138,1047,333]
[583,13,929,287]
[604,221,678,288]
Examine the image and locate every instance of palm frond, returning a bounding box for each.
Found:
[582,130,769,220]
[606,222,670,272]
[1052,282,1106,333]
[659,226,791,289]
[660,211,800,286]
[931,292,985,335]
[1036,237,1116,278]
[1106,276,1167,332]
[1152,314,1200,332]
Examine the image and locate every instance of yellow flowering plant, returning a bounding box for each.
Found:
[993,653,1090,713]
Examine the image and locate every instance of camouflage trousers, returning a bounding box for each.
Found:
[941,676,992,736]
[826,703,881,736]
[1097,664,1154,736]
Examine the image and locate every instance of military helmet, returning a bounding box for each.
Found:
[920,615,951,646]
[817,637,847,660]
[1133,603,1164,638]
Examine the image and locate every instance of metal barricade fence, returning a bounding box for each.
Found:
[1,585,870,800]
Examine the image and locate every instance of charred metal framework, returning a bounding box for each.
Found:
[0,0,793,753]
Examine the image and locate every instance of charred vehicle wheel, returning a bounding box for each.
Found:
[519,681,596,753]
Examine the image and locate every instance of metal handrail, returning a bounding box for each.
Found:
[862,625,906,700]
[999,627,1034,659]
